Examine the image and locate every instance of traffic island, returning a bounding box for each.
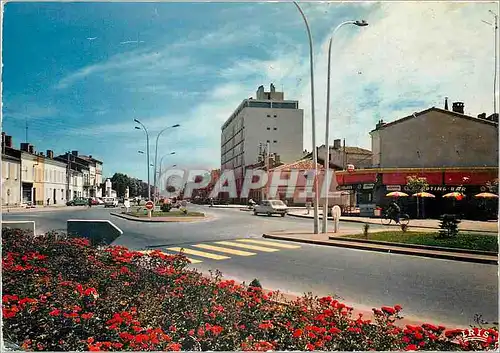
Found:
[110,210,209,223]
[263,231,498,265]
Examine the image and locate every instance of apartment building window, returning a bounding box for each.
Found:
[267,140,270,143]
[266,127,270,130]
[273,140,277,143]
[267,115,271,118]
[273,127,277,130]
[273,115,277,118]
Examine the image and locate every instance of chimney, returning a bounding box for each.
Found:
[28,145,34,154]
[20,143,30,152]
[89,155,92,159]
[478,113,487,120]
[375,119,386,129]
[487,113,499,123]
[72,150,78,156]
[452,102,464,114]
[444,97,449,110]
[5,136,12,148]
[333,139,341,149]
[46,150,54,159]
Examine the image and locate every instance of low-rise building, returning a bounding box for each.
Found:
[336,99,499,219]
[1,133,21,206]
[44,152,68,205]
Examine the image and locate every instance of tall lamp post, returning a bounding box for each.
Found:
[322,20,368,234]
[293,1,320,234]
[483,10,498,115]
[134,119,151,201]
[153,124,180,202]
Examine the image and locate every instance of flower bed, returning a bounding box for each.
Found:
[2,228,498,351]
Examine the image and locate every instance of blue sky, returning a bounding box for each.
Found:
[1,1,497,180]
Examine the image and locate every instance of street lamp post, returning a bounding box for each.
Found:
[153,124,180,203]
[293,1,320,234]
[134,119,151,201]
[483,10,498,115]
[322,20,368,234]
[157,152,175,194]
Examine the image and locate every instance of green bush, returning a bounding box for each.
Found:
[438,214,461,239]
[160,203,172,212]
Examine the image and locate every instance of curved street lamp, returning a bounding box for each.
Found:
[134,119,151,201]
[153,124,180,202]
[293,1,320,234]
[322,19,368,234]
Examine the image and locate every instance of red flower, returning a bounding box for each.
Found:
[394,304,402,311]
[381,306,396,315]
[405,344,418,351]
[167,342,182,351]
[305,343,315,351]
[49,309,61,316]
[328,327,341,335]
[112,343,123,349]
[81,313,94,320]
[293,329,303,338]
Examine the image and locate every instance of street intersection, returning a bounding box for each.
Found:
[2,205,498,328]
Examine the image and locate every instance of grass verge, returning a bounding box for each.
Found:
[126,210,205,218]
[344,231,498,252]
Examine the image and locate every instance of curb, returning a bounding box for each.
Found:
[262,234,498,265]
[287,213,498,234]
[110,212,208,223]
[331,237,498,256]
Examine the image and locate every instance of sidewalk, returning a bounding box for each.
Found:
[288,210,498,234]
[1,205,87,213]
[262,230,498,265]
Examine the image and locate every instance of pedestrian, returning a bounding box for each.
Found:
[46,198,50,206]
[88,197,92,208]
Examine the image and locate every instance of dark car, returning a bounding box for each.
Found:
[66,198,88,206]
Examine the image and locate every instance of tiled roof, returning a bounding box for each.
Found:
[344,146,371,155]
[271,158,324,171]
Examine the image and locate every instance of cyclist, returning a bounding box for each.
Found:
[387,201,401,223]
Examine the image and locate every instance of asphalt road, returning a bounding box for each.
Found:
[2,205,498,328]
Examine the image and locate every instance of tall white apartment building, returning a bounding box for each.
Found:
[221,84,304,188]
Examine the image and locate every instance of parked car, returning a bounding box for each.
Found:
[90,198,99,205]
[96,198,104,205]
[66,198,88,206]
[103,197,119,208]
[253,199,288,217]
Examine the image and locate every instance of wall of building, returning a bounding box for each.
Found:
[242,107,303,166]
[44,160,67,205]
[317,145,372,169]
[20,153,37,204]
[69,170,84,200]
[374,110,498,168]
[2,158,21,205]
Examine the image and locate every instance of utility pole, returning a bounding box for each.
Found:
[266,141,270,200]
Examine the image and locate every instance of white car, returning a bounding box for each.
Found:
[253,199,288,217]
[103,197,118,208]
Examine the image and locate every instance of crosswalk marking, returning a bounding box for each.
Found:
[167,247,230,260]
[193,244,256,256]
[214,241,280,252]
[137,250,203,264]
[235,239,301,249]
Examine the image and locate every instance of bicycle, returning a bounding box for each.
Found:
[380,210,410,226]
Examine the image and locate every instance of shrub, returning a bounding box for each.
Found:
[160,203,172,212]
[2,228,497,351]
[363,223,370,239]
[438,214,461,239]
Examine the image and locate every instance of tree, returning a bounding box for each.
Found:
[406,175,429,219]
[486,178,499,194]
[110,173,130,198]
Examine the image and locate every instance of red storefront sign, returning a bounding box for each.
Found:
[382,172,443,185]
[444,171,497,186]
[337,173,377,184]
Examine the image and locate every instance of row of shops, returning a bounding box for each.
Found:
[335,167,498,220]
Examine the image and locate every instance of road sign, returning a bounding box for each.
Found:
[145,201,154,210]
